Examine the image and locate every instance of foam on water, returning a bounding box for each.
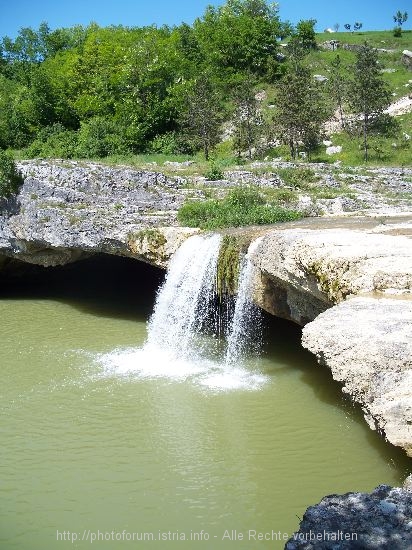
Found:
[95,234,268,391]
[97,347,267,392]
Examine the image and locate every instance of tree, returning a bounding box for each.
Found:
[180,75,222,160]
[291,19,317,50]
[273,63,330,159]
[232,77,263,158]
[333,23,340,32]
[344,23,351,31]
[193,0,282,77]
[348,44,391,161]
[354,22,363,31]
[393,10,408,28]
[328,54,347,129]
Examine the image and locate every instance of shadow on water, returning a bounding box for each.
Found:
[0,254,165,321]
[261,313,412,478]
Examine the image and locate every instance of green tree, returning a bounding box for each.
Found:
[328,54,348,129]
[193,0,282,77]
[291,19,317,50]
[180,75,222,160]
[393,10,408,32]
[273,63,330,159]
[232,78,263,158]
[348,44,391,161]
[0,151,23,198]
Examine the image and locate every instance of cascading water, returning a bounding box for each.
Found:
[99,233,267,390]
[225,238,263,365]
[146,233,221,358]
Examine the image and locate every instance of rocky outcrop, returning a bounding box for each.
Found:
[302,297,412,457]
[250,220,412,455]
[251,223,412,325]
[285,484,412,549]
[402,50,412,70]
[0,160,198,269]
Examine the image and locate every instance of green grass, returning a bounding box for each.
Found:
[305,42,411,94]
[312,111,412,166]
[316,29,412,50]
[177,187,302,230]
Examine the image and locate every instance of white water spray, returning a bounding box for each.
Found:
[225,238,263,365]
[98,233,267,391]
[146,233,221,358]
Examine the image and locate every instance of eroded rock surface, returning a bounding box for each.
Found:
[302,297,412,456]
[251,224,412,325]
[285,484,412,550]
[0,160,198,268]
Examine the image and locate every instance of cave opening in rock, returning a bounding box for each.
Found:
[0,254,165,321]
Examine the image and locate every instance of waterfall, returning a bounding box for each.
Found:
[225,239,262,365]
[145,233,221,358]
[98,233,267,391]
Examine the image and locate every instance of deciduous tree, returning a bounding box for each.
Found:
[232,77,263,158]
[273,62,330,159]
[180,75,222,160]
[348,44,391,161]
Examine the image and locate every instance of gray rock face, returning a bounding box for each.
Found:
[250,221,412,455]
[285,485,412,550]
[0,160,194,268]
[403,50,412,70]
[302,297,412,456]
[250,223,412,325]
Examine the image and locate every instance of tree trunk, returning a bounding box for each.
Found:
[338,99,345,129]
[289,139,295,160]
[363,114,368,162]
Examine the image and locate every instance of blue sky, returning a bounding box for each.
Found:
[0,0,410,39]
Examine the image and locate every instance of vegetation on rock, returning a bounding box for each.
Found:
[177,187,301,229]
[216,235,241,297]
[0,151,23,198]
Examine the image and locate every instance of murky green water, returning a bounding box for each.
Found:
[1,257,410,550]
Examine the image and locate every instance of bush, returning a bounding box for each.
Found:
[0,150,23,198]
[148,132,179,155]
[393,26,402,37]
[276,167,319,189]
[178,187,302,229]
[26,124,78,159]
[76,117,130,158]
[204,161,224,181]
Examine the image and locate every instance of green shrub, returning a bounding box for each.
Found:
[204,161,224,181]
[277,166,319,189]
[76,117,130,158]
[26,124,78,159]
[393,26,402,38]
[148,132,179,155]
[178,187,301,229]
[0,150,23,198]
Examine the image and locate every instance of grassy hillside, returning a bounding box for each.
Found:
[316,29,412,50]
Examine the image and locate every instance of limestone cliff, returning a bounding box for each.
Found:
[249,221,412,456]
[0,160,198,269]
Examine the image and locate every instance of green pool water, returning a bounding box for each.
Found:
[1,256,410,550]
